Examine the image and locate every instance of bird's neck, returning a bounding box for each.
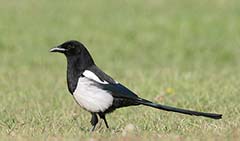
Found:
[66,55,94,94]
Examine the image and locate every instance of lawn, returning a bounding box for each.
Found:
[0,0,240,140]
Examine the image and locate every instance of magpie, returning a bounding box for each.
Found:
[50,40,222,131]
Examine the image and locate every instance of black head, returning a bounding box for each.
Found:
[50,40,95,69]
[50,40,87,56]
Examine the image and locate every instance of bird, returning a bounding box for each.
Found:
[50,40,222,131]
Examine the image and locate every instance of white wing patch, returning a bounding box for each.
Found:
[73,77,113,113]
[83,70,108,84]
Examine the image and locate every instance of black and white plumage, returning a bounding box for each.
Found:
[50,40,222,131]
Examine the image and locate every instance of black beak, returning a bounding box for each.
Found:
[49,47,66,53]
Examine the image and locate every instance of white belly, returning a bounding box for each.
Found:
[73,77,113,113]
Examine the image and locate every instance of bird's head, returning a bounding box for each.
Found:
[50,40,86,56]
[50,40,95,70]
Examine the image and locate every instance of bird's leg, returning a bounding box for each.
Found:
[99,113,109,128]
[90,113,98,132]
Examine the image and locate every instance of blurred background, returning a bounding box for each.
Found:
[0,0,240,140]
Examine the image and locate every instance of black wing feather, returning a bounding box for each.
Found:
[87,65,139,99]
[88,65,116,84]
[100,83,139,99]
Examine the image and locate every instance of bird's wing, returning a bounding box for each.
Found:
[82,66,139,99]
[86,65,117,84]
[99,83,139,99]
[82,70,109,84]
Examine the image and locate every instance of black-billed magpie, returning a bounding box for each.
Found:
[50,40,222,131]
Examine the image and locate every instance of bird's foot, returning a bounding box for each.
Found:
[90,125,96,132]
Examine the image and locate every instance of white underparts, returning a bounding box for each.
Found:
[73,77,113,113]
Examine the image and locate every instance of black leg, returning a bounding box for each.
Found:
[90,113,98,132]
[99,113,109,128]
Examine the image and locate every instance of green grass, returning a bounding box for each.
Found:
[1,0,240,140]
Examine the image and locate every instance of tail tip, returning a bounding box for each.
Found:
[213,114,222,119]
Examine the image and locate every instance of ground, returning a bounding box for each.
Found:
[0,0,240,140]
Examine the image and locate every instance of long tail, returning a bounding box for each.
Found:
[137,98,222,119]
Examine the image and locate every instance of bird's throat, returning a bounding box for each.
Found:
[66,56,84,94]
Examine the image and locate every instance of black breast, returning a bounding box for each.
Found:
[66,56,84,94]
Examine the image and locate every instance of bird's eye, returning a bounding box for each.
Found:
[68,45,75,49]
